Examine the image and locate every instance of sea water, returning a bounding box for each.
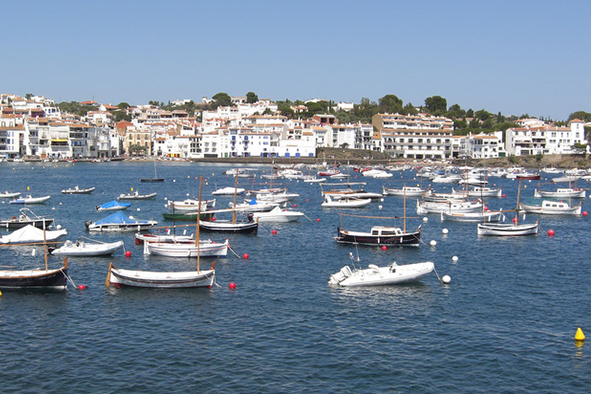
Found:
[0,161,590,393]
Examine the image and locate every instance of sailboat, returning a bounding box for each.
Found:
[334,188,421,246]
[106,176,216,288]
[477,179,538,236]
[140,156,164,182]
[0,223,69,290]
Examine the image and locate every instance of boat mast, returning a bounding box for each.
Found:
[43,220,48,270]
[232,175,238,223]
[196,176,203,272]
[403,185,407,233]
[515,179,523,225]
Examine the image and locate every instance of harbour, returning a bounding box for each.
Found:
[0,161,590,392]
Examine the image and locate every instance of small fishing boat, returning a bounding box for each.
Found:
[140,158,164,182]
[321,195,371,208]
[335,225,421,246]
[0,191,21,198]
[519,200,582,215]
[0,224,67,244]
[166,198,216,211]
[451,186,503,198]
[212,186,245,195]
[49,239,124,256]
[9,195,51,204]
[96,200,131,211]
[117,191,157,200]
[251,205,304,223]
[533,187,586,199]
[106,262,215,289]
[61,186,95,194]
[135,232,194,244]
[199,218,258,234]
[143,239,229,258]
[85,211,158,232]
[229,199,279,212]
[162,211,215,222]
[416,199,483,214]
[328,254,434,287]
[382,185,431,197]
[0,258,69,290]
[477,221,539,236]
[0,208,54,230]
[441,210,504,222]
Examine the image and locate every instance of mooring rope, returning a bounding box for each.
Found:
[227,244,242,259]
[60,268,78,288]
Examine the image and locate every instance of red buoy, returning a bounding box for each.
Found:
[229,282,236,290]
[381,246,387,251]
[125,251,132,257]
[512,217,518,223]
[293,204,297,208]
[272,229,277,235]
[316,218,320,222]
[78,284,86,290]
[502,194,506,198]
[583,211,588,217]
[242,253,249,259]
[547,229,556,236]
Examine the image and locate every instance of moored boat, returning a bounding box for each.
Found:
[61,186,95,194]
[96,200,131,211]
[106,262,215,288]
[49,239,124,256]
[519,200,582,215]
[0,258,69,290]
[9,195,51,204]
[477,221,539,236]
[117,191,157,200]
[328,255,434,287]
[0,208,54,230]
[85,211,158,232]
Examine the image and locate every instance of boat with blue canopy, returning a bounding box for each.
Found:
[85,211,157,232]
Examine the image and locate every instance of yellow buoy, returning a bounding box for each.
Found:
[0,289,2,296]
[575,327,585,341]
[27,186,30,191]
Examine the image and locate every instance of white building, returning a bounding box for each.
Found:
[505,120,586,156]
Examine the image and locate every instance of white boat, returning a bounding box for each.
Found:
[382,185,431,197]
[432,174,462,183]
[143,239,229,257]
[328,255,434,287]
[135,232,194,244]
[416,199,483,214]
[255,191,300,203]
[441,210,504,222]
[452,186,502,198]
[212,186,245,195]
[106,262,216,288]
[362,169,392,178]
[229,199,279,212]
[199,219,259,234]
[166,198,216,211]
[9,195,51,204]
[477,221,539,236]
[251,206,304,223]
[117,191,157,200]
[0,224,67,244]
[85,211,158,232]
[533,188,586,198]
[321,195,371,208]
[0,191,21,198]
[302,176,326,183]
[519,200,582,215]
[61,186,95,194]
[50,239,124,256]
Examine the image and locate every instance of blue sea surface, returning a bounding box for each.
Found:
[0,161,590,393]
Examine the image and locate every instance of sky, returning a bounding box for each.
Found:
[2,0,590,120]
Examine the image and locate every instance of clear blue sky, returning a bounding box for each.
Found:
[3,0,589,120]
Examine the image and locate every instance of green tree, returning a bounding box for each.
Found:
[447,104,466,119]
[569,111,591,122]
[403,102,418,115]
[424,95,447,114]
[212,92,232,108]
[378,94,403,114]
[246,92,258,103]
[117,102,130,109]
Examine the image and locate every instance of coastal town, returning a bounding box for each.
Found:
[0,93,588,162]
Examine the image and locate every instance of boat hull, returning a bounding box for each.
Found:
[328,262,434,287]
[335,228,421,246]
[0,267,67,289]
[144,240,229,257]
[107,266,215,288]
[477,222,539,236]
[199,220,258,234]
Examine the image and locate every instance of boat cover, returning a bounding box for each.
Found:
[0,224,67,243]
[94,211,150,225]
[98,200,131,209]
